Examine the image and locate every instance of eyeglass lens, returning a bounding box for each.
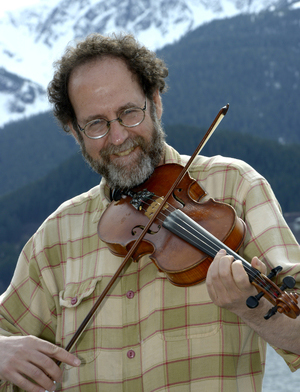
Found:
[85,107,145,138]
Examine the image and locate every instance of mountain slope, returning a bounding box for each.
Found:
[160,8,300,143]
[0,0,299,125]
[0,112,78,197]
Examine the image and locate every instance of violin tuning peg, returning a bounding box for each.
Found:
[264,306,278,320]
[267,266,283,280]
[246,296,259,308]
[246,291,265,309]
[280,276,296,291]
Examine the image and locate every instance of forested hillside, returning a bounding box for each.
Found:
[0,112,78,197]
[160,8,300,143]
[1,125,300,292]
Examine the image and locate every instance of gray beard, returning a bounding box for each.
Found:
[79,115,165,190]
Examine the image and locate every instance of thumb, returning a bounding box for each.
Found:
[251,256,267,275]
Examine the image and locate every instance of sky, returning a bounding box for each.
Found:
[0,0,42,18]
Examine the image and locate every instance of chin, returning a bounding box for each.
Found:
[105,154,154,189]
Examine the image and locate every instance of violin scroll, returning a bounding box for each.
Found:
[246,266,300,320]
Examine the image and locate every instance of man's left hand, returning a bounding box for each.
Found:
[206,249,266,314]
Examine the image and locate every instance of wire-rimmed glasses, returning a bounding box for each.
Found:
[77,98,147,140]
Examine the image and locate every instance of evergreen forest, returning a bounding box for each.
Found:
[1,124,300,292]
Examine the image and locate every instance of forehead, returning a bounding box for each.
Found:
[69,57,141,99]
[68,57,145,121]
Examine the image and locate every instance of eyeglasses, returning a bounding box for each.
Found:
[77,98,147,140]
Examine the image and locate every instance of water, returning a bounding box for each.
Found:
[263,344,300,391]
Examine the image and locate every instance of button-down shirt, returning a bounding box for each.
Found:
[1,144,300,391]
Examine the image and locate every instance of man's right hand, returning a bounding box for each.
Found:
[0,335,81,392]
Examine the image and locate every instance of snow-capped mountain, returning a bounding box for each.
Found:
[0,0,299,126]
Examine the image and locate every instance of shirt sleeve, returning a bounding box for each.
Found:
[0,234,58,390]
[0,233,57,343]
[241,177,300,285]
[241,176,300,370]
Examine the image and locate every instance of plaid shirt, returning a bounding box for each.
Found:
[1,144,300,392]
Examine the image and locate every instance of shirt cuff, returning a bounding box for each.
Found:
[273,346,300,372]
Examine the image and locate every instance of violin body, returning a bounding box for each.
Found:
[98,164,246,286]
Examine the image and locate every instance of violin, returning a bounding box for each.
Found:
[59,104,300,361]
[98,164,300,321]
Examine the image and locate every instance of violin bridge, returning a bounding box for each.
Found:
[145,196,168,219]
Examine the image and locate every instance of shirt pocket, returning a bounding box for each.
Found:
[59,277,103,366]
[140,272,221,343]
[159,281,221,341]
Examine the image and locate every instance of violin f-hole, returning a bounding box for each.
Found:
[172,189,185,207]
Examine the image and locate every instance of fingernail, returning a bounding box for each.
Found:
[74,358,81,366]
[45,381,57,392]
[218,249,226,255]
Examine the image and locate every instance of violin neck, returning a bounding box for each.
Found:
[163,209,258,282]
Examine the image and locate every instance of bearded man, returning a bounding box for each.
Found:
[0,33,300,392]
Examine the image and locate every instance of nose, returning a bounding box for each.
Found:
[107,119,129,145]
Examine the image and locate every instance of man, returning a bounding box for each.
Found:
[0,33,300,392]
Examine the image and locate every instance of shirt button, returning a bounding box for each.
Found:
[127,350,135,359]
[126,290,135,299]
[71,297,78,305]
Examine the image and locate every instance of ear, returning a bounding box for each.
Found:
[68,121,81,144]
[152,89,163,120]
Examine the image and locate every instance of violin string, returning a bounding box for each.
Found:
[139,197,260,279]
[148,200,275,294]
[140,196,275,293]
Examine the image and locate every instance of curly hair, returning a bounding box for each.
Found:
[47,33,169,133]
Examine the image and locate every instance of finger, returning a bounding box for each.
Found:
[214,248,227,263]
[206,274,218,302]
[27,350,63,386]
[34,342,81,387]
[207,250,233,304]
[15,338,80,390]
[231,260,253,291]
[207,249,227,282]
[217,253,235,289]
[16,338,80,384]
[38,340,81,368]
[1,359,57,392]
[20,361,57,392]
[251,256,267,274]
[9,375,54,392]
[46,381,57,392]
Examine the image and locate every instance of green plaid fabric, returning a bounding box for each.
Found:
[1,144,300,391]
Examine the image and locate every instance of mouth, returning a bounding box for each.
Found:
[114,146,136,157]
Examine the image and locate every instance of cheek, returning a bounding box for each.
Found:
[133,121,154,142]
[84,139,104,157]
